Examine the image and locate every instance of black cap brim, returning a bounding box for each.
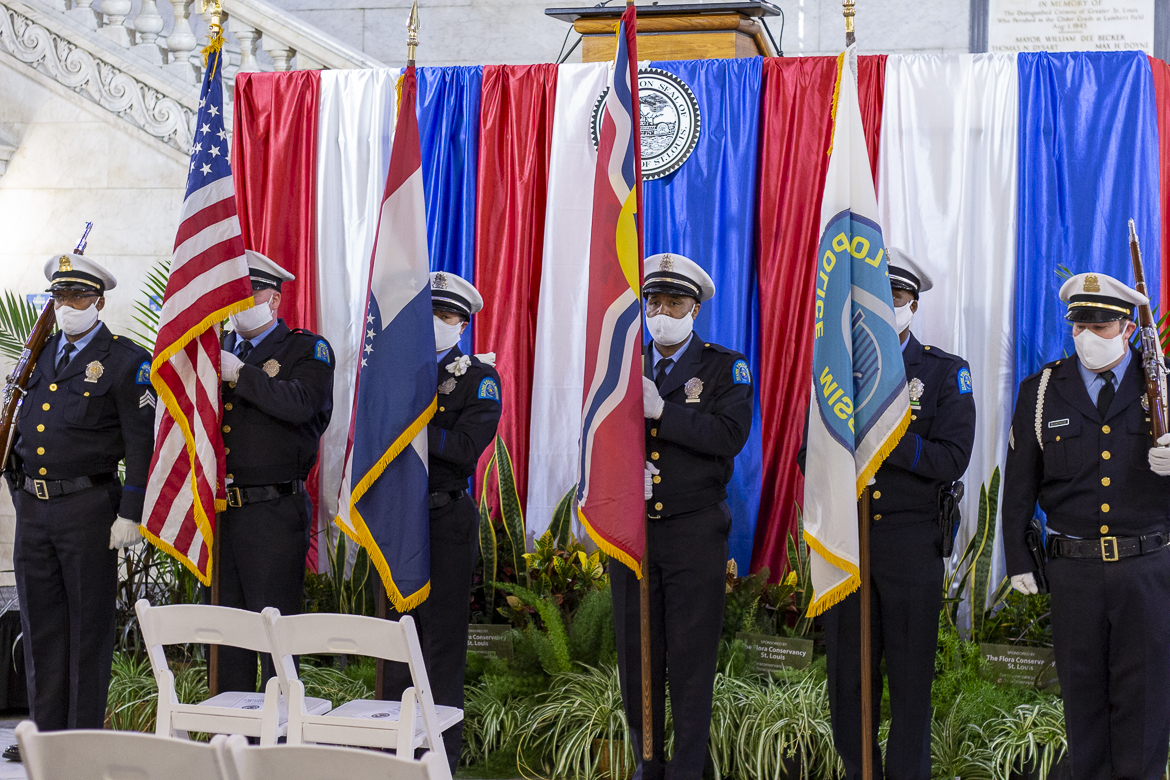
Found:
[644,280,701,301]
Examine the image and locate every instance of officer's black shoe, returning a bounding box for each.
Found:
[2,743,19,762]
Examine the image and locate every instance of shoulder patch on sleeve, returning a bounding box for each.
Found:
[313,340,331,365]
[477,377,501,403]
[957,367,973,395]
[135,361,151,385]
[732,359,752,385]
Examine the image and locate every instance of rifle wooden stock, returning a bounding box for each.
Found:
[0,301,56,468]
[1128,220,1167,442]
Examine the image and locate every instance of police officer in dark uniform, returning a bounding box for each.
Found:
[1003,271,1170,780]
[809,248,976,780]
[215,250,334,694]
[5,250,155,750]
[384,270,501,773]
[611,252,753,780]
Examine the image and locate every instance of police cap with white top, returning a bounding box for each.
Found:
[886,247,932,298]
[246,250,296,291]
[430,271,483,320]
[643,252,715,303]
[1060,272,1147,323]
[44,253,117,293]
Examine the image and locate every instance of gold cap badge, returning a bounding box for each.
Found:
[58,255,73,273]
[1083,274,1101,293]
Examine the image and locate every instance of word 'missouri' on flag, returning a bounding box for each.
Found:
[142,44,254,584]
[576,5,646,576]
[335,65,437,612]
[802,47,910,616]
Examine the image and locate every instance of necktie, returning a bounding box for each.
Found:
[655,358,674,389]
[55,343,75,377]
[236,339,252,361]
[1097,370,1115,420]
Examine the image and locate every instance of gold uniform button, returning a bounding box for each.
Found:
[1102,451,1111,460]
[36,447,44,455]
[924,346,931,350]
[651,452,660,461]
[439,406,445,412]
[651,428,658,437]
[1102,477,1111,486]
[224,447,230,455]
[222,425,231,433]
[229,382,236,389]
[224,403,233,411]
[652,475,661,484]
[48,384,56,392]
[654,502,663,511]
[1055,435,1061,442]
[83,392,89,397]
[1102,425,1111,434]
[873,491,881,499]
[38,468,46,476]
[41,403,49,411]
[1101,503,1110,513]
[873,514,882,521]
[36,425,44,432]
[911,415,917,421]
[1100,525,1110,534]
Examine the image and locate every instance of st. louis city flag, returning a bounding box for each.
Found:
[576,4,646,576]
[802,46,910,616]
[142,40,252,583]
[336,65,437,611]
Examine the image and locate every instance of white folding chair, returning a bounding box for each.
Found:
[262,609,462,756]
[135,598,330,744]
[221,733,452,780]
[16,720,230,780]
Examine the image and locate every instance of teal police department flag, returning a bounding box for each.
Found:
[802,47,910,616]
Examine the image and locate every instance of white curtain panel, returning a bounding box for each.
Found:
[314,68,402,566]
[877,53,1020,601]
[525,62,610,545]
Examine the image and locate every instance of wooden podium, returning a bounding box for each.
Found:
[545,2,782,62]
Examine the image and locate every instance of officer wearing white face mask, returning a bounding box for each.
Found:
[614,253,753,780]
[215,250,334,696]
[380,271,500,773]
[799,248,975,780]
[3,249,154,757]
[1003,271,1170,780]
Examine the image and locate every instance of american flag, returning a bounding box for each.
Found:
[141,46,253,584]
[576,5,646,576]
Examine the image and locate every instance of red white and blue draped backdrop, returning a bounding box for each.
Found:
[232,52,1170,587]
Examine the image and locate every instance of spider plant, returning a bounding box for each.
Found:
[984,699,1068,780]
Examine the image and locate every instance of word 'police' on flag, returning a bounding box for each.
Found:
[576,4,647,576]
[335,65,438,612]
[142,42,254,584]
[802,46,911,616]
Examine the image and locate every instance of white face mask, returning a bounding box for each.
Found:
[55,301,99,336]
[1074,327,1127,371]
[229,297,274,333]
[434,316,464,353]
[647,307,695,347]
[894,301,914,335]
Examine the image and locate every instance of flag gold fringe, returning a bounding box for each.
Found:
[803,531,861,617]
[142,524,213,586]
[855,404,911,499]
[578,507,642,579]
[825,51,846,159]
[200,27,225,71]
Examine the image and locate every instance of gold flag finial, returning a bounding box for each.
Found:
[199,0,225,64]
[406,0,420,65]
[843,0,856,46]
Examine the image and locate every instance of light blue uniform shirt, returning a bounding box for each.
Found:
[650,334,693,378]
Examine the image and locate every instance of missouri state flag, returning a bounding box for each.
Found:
[335,65,437,611]
[802,46,910,615]
[576,5,646,575]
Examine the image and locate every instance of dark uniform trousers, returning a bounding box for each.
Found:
[384,346,501,773]
[8,325,155,731]
[215,321,334,694]
[1003,349,1170,780]
[612,335,753,780]
[805,334,976,780]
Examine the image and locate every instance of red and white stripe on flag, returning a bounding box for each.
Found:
[142,48,253,584]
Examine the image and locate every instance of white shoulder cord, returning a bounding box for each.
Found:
[1034,368,1052,450]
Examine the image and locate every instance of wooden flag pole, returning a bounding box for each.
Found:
[641,515,653,761]
[858,486,874,780]
[374,578,388,699]
[208,524,221,697]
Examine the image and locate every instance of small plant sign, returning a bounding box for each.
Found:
[736,632,815,672]
[467,624,513,661]
[980,643,1060,692]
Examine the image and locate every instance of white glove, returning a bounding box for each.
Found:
[446,355,473,376]
[474,352,497,367]
[220,350,244,383]
[109,517,143,550]
[1149,433,1170,476]
[644,461,659,500]
[1010,573,1038,595]
[642,376,664,420]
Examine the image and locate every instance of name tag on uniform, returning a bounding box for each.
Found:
[1047,419,1069,428]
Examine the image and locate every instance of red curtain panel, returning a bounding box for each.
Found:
[750,55,887,582]
[473,64,559,515]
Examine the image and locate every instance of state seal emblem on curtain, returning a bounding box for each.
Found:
[591,67,701,180]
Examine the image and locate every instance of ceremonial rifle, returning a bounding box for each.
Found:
[1127,219,1167,443]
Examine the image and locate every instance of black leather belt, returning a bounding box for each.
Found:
[429,489,467,510]
[21,472,117,501]
[225,480,303,509]
[1049,533,1170,563]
